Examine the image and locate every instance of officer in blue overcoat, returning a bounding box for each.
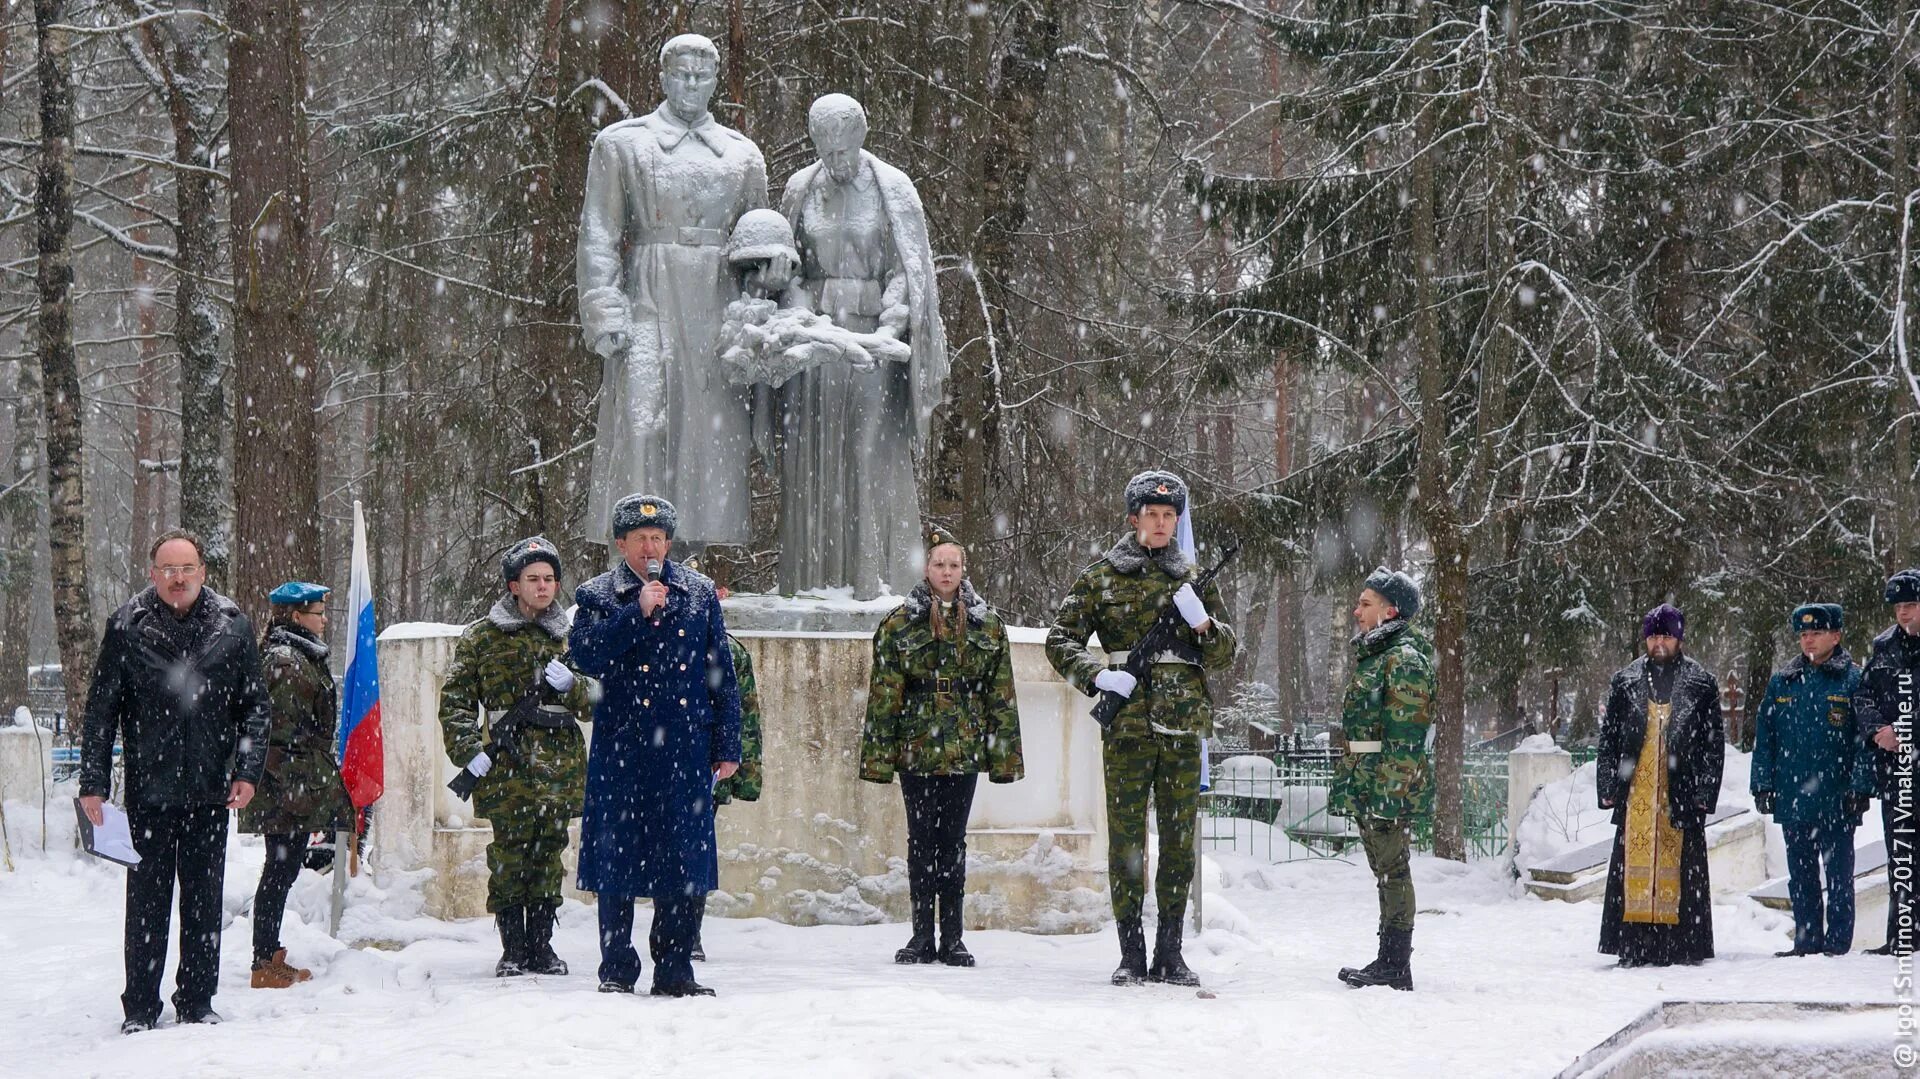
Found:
[1751,603,1874,956]
[571,493,743,997]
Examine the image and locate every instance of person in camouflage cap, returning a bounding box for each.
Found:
[241,581,353,990]
[438,536,593,977]
[862,525,1024,967]
[1331,567,1435,992]
[1046,472,1235,987]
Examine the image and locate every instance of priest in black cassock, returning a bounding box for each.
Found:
[1596,604,1725,967]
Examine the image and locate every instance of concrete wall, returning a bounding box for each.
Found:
[373,619,1110,932]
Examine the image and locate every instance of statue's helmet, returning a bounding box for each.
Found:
[727,208,799,266]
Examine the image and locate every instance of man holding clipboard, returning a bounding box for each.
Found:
[77,529,271,1033]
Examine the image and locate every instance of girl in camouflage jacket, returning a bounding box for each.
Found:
[861,527,1023,967]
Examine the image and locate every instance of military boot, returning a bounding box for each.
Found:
[895,893,938,964]
[523,904,569,975]
[1341,928,1412,991]
[1111,918,1149,986]
[495,906,528,977]
[937,886,974,967]
[1337,931,1387,985]
[1148,920,1200,987]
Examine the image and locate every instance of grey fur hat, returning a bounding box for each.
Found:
[501,535,562,582]
[612,493,677,540]
[1124,470,1188,516]
[1363,566,1422,619]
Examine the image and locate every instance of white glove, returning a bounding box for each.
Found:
[465,752,492,777]
[543,658,576,693]
[1173,583,1209,629]
[1094,669,1138,698]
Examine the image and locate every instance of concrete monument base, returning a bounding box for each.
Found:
[373,613,1111,932]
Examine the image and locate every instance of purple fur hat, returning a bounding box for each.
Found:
[1641,603,1685,641]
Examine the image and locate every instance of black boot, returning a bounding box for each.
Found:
[895,892,938,964]
[1337,932,1387,984]
[523,904,568,975]
[691,933,706,962]
[495,907,528,977]
[937,885,974,967]
[1148,919,1200,987]
[1341,928,1413,991]
[1111,918,1149,986]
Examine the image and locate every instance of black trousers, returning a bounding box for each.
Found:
[253,833,304,963]
[901,773,977,942]
[123,804,229,1021]
[597,892,703,989]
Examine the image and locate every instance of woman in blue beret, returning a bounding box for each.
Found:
[239,582,353,989]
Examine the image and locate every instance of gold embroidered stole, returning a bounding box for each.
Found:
[1622,699,1682,925]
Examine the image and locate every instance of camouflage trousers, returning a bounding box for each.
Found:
[1359,817,1415,932]
[1103,728,1202,923]
[485,804,571,913]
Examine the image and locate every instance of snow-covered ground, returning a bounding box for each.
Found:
[0,795,1898,1078]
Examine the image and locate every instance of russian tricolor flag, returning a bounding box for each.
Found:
[337,500,384,811]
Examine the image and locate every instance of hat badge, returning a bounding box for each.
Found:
[1155,483,1170,494]
[1802,613,1814,623]
[641,503,658,517]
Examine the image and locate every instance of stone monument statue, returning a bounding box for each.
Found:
[575,33,774,549]
[773,94,949,598]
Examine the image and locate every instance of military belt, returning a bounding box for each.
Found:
[1347,740,1384,753]
[1106,650,1198,667]
[636,225,725,247]
[905,675,979,696]
[523,706,577,730]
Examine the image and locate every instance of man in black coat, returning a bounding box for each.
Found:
[1596,604,1725,967]
[1854,568,1920,955]
[78,530,271,1032]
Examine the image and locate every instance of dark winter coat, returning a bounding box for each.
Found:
[1596,654,1725,829]
[1853,624,1920,795]
[570,559,742,899]
[860,580,1024,784]
[1750,648,1874,827]
[239,624,352,834]
[79,586,271,807]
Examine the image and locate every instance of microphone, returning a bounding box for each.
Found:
[646,559,662,582]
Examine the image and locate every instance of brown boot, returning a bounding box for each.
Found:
[276,949,314,983]
[251,949,311,988]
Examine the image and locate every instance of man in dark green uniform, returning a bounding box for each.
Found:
[1330,567,1434,991]
[439,536,593,976]
[1046,471,1236,987]
[693,628,764,962]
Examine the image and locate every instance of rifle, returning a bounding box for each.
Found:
[447,680,565,800]
[1090,544,1240,731]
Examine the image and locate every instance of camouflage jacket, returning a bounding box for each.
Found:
[1329,619,1435,821]
[1045,534,1237,738]
[862,580,1024,783]
[238,625,352,835]
[438,596,592,820]
[713,635,763,804]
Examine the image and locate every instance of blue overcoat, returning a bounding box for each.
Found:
[1751,648,1875,826]
[571,558,742,899]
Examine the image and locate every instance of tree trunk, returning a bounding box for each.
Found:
[1408,0,1466,861]
[229,0,321,618]
[36,0,96,724]
[1892,0,1915,568]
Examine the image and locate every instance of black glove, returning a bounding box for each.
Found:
[1753,789,1776,815]
[1845,792,1872,823]
[304,836,335,872]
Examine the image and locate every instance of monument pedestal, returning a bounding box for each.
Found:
[373,609,1110,933]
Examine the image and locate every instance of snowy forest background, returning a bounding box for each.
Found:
[0,1,1915,858]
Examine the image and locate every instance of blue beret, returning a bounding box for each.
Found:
[1887,570,1920,605]
[612,493,677,539]
[1790,603,1843,632]
[1363,566,1421,619]
[269,581,330,606]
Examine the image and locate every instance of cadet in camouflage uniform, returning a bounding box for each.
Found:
[1046,473,1235,987]
[692,629,764,961]
[1330,567,1434,991]
[241,581,353,990]
[862,526,1024,967]
[439,537,592,977]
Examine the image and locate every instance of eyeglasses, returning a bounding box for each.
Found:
[154,563,203,579]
